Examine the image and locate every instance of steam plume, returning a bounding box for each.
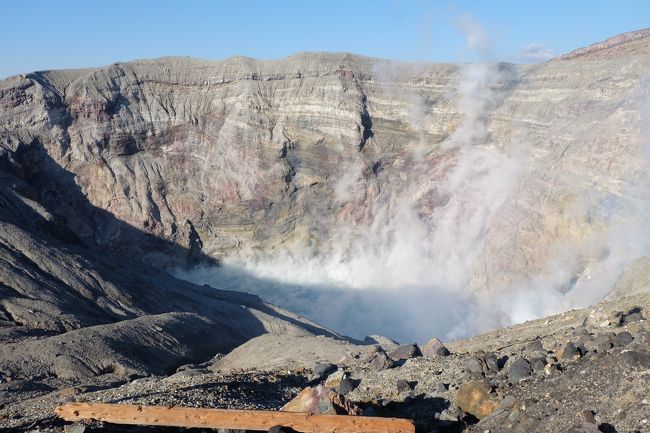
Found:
[176,19,650,343]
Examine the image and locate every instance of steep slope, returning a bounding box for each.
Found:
[0,153,339,382]
[1,31,650,339]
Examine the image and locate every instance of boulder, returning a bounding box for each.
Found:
[464,355,487,375]
[613,331,634,347]
[282,386,338,415]
[508,358,532,383]
[281,385,361,415]
[388,344,422,361]
[339,377,356,396]
[558,342,582,360]
[361,345,383,362]
[421,337,450,357]
[455,380,500,419]
[370,351,395,371]
[363,346,395,371]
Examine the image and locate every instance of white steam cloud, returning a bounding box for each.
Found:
[176,19,650,343]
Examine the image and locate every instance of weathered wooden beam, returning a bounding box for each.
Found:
[55,402,416,433]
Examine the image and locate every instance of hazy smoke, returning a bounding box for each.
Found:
[515,43,556,62]
[176,20,650,343]
[455,14,491,57]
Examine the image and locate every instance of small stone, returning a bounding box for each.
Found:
[572,327,590,337]
[498,395,517,410]
[360,345,382,362]
[613,331,634,347]
[339,377,356,396]
[579,410,596,424]
[525,338,545,353]
[508,358,532,383]
[594,333,615,352]
[436,381,447,392]
[421,337,451,357]
[464,356,486,374]
[544,363,559,375]
[396,379,413,393]
[620,309,644,325]
[388,344,422,360]
[484,352,500,374]
[488,376,503,388]
[369,351,394,371]
[64,425,86,433]
[578,334,595,347]
[455,380,500,419]
[631,330,649,351]
[529,356,546,372]
[310,363,337,382]
[560,342,581,360]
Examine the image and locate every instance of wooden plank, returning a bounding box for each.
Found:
[55,402,416,433]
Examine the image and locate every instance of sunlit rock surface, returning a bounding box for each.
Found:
[1,30,650,341]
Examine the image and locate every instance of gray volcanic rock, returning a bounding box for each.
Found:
[388,343,422,360]
[0,313,240,380]
[422,337,451,357]
[507,357,532,383]
[0,291,648,432]
[2,31,650,304]
[0,153,341,384]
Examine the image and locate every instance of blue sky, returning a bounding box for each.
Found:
[1,0,648,78]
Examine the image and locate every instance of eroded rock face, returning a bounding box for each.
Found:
[0,153,341,382]
[1,29,650,392]
[2,35,650,302]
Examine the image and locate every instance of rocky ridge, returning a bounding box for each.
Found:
[2,30,650,298]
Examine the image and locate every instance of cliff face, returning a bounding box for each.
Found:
[1,32,650,331]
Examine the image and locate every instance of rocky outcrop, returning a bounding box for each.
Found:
[3,33,650,322]
[559,28,650,59]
